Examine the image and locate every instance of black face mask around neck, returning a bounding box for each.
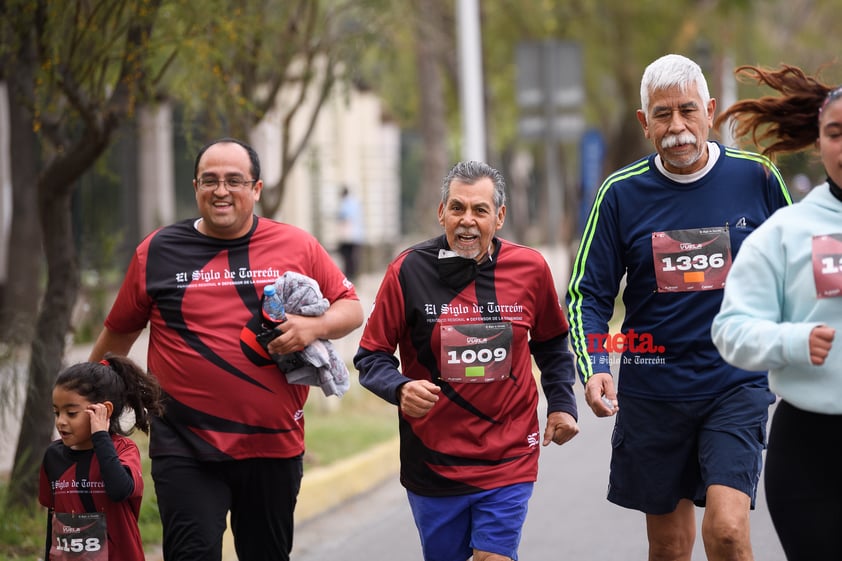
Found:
[437,249,479,290]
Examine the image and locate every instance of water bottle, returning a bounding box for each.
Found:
[261,284,286,328]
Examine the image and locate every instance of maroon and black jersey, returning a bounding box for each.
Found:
[39,433,144,561]
[105,216,358,461]
[356,235,577,496]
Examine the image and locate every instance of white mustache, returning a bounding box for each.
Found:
[455,228,479,237]
[661,132,697,149]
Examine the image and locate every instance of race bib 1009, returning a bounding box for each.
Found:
[440,322,513,383]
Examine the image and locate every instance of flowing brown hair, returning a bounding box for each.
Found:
[715,64,836,159]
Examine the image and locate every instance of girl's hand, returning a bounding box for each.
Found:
[809,325,835,365]
[86,403,110,434]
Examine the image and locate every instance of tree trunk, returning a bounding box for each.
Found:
[3,0,163,508]
[604,15,650,173]
[6,181,78,508]
[7,122,119,508]
[410,0,449,239]
[0,20,42,345]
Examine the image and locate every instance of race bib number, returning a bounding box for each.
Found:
[813,233,842,298]
[652,227,732,292]
[440,322,513,383]
[50,512,107,561]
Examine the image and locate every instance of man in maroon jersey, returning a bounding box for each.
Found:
[355,160,579,561]
[89,138,363,561]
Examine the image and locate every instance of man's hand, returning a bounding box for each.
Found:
[585,372,618,418]
[266,314,319,355]
[809,325,836,365]
[399,380,441,418]
[542,411,579,446]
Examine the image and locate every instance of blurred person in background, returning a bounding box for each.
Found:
[337,185,364,281]
[712,63,842,560]
[567,54,791,561]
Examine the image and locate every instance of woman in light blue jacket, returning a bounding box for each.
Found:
[711,64,842,561]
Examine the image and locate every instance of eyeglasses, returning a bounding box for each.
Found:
[196,177,257,192]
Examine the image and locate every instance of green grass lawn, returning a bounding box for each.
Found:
[0,491,43,561]
[0,375,397,561]
[302,379,397,468]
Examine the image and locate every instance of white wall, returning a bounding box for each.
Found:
[0,83,11,284]
[137,102,175,237]
[253,59,401,253]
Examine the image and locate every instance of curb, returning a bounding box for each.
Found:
[297,436,400,522]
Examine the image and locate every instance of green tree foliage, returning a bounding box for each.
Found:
[170,0,390,216]
[354,0,842,243]
[349,0,458,237]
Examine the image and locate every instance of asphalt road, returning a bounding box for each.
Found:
[291,389,787,561]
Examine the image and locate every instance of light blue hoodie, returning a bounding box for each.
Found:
[712,183,842,413]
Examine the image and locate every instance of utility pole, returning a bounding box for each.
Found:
[456,0,486,162]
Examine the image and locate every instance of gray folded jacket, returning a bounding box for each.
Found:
[269,271,350,397]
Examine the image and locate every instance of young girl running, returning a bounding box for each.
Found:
[39,354,163,561]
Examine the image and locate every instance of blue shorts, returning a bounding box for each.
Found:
[406,482,534,561]
[608,383,773,515]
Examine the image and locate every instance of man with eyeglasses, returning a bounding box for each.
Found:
[89,137,364,561]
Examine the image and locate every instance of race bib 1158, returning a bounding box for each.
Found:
[50,511,107,561]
